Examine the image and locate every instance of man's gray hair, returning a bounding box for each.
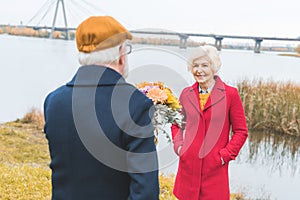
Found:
[78,44,121,66]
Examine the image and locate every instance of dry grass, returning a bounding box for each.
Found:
[295,45,300,54]
[0,163,51,200]
[237,80,300,137]
[0,121,51,199]
[278,53,300,58]
[19,108,45,130]
[0,120,248,200]
[0,122,49,165]
[159,174,177,200]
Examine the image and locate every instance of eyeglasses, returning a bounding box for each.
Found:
[120,43,132,55]
[125,43,132,55]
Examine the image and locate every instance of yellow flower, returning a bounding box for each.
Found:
[164,88,182,110]
[146,88,168,104]
[136,82,152,89]
[154,82,164,89]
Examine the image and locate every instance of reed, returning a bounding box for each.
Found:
[19,108,45,130]
[295,45,300,54]
[237,79,300,137]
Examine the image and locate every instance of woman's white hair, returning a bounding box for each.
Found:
[78,44,121,66]
[187,45,222,74]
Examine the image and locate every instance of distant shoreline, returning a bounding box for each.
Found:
[0,25,298,53]
[278,53,300,58]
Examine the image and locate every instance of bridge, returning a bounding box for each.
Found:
[16,26,300,53]
[131,30,300,53]
[3,0,300,53]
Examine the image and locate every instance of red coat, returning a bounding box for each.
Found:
[171,76,248,200]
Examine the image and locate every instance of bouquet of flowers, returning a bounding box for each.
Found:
[136,82,184,143]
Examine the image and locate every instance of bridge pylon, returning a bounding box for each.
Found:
[254,39,263,53]
[214,36,223,51]
[179,34,189,49]
[50,0,69,40]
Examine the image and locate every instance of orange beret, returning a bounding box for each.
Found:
[76,16,133,53]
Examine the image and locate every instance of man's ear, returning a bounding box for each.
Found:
[118,45,126,75]
[119,53,125,66]
[118,44,126,70]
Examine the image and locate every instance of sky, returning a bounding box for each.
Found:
[1,0,300,40]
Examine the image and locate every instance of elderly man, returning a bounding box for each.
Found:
[44,16,159,200]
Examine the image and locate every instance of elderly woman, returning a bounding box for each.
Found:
[171,45,248,200]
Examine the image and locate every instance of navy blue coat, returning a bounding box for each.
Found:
[44,65,159,200]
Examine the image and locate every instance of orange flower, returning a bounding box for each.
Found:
[146,88,168,104]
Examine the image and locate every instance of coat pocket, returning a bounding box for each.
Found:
[202,151,223,174]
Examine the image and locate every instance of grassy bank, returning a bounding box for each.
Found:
[0,121,51,199]
[237,80,300,137]
[0,112,246,199]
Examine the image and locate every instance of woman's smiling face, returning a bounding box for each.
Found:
[192,57,215,87]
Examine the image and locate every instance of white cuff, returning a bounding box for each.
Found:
[177,146,182,155]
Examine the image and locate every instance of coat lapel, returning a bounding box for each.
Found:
[186,82,202,114]
[203,76,226,111]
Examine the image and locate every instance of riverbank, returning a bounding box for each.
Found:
[278,53,300,58]
[0,113,248,200]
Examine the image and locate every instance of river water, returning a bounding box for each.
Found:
[0,34,300,199]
